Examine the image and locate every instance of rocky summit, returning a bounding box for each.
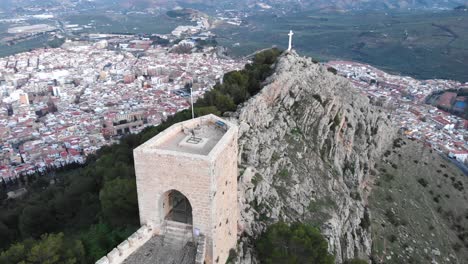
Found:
[228,51,396,263]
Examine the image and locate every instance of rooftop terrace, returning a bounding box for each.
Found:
[146,115,231,156]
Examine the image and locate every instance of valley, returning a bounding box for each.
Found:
[214,10,468,82]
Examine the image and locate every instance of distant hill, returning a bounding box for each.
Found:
[229,0,468,11]
[3,0,466,11]
[135,0,468,11]
[454,4,468,10]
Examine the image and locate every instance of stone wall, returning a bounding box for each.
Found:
[133,149,213,234]
[195,234,207,264]
[211,128,238,263]
[95,224,154,264]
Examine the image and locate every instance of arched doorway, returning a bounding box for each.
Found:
[162,190,193,225]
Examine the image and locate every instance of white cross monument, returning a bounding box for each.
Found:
[287,30,294,52]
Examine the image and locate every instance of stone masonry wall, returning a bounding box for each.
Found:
[211,131,238,263]
[95,224,154,264]
[133,150,213,235]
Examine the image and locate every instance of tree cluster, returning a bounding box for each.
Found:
[196,48,281,112]
[0,233,85,264]
[255,222,335,264]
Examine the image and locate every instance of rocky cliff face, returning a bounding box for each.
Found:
[229,52,396,263]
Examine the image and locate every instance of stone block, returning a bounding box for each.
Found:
[95,256,109,264]
[106,248,121,262]
[117,240,130,253]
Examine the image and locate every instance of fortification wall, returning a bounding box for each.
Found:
[95,224,154,264]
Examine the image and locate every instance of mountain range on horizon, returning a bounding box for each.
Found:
[1,0,468,12]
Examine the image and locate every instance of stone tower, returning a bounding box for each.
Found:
[133,114,238,264]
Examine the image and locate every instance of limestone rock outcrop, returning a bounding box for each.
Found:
[230,52,396,263]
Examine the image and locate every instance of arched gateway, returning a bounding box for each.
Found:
[133,115,239,264]
[162,189,193,224]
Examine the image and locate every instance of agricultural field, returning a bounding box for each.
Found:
[0,12,189,58]
[63,13,186,35]
[214,10,468,82]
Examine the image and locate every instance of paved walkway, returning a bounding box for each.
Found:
[122,236,196,264]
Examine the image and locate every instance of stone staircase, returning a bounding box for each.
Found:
[163,220,193,249]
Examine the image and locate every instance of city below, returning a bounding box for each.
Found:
[1,36,467,182]
[327,60,468,167]
[0,36,244,180]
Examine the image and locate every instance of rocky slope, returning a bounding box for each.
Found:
[228,51,396,263]
[370,138,468,263]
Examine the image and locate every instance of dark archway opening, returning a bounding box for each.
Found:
[163,190,193,225]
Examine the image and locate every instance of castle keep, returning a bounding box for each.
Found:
[97,114,239,264]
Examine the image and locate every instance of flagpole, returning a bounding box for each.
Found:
[190,86,194,119]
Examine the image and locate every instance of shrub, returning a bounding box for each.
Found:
[453,181,464,191]
[384,209,400,226]
[344,259,368,264]
[383,173,394,182]
[291,127,302,136]
[256,222,335,264]
[350,191,361,201]
[360,209,371,231]
[278,169,290,180]
[452,242,462,252]
[252,173,263,187]
[327,67,338,75]
[385,194,394,202]
[417,178,428,187]
[226,248,237,263]
[312,94,323,105]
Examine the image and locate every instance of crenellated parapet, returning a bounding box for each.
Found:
[95,224,154,264]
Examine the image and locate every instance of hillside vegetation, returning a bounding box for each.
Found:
[370,137,468,263]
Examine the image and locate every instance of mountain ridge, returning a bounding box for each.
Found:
[229,51,468,263]
[230,51,395,262]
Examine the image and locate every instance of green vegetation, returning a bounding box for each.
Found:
[197,48,281,111]
[344,259,368,264]
[370,138,468,262]
[278,169,290,179]
[327,67,338,75]
[0,233,85,264]
[166,9,193,19]
[226,248,237,264]
[64,13,183,35]
[290,127,302,136]
[0,48,282,262]
[308,196,337,213]
[255,222,334,264]
[271,152,280,162]
[359,208,371,231]
[417,178,429,187]
[47,37,65,48]
[252,173,263,187]
[382,173,395,182]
